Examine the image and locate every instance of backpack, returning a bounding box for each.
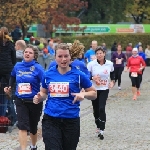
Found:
[0,116,11,133]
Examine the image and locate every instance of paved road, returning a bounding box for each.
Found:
[0,67,150,150]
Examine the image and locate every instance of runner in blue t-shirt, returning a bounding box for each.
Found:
[84,40,98,63]
[33,43,96,150]
[48,41,90,78]
[4,44,44,150]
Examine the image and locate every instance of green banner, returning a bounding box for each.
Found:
[55,24,150,34]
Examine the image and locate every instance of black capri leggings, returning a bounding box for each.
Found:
[114,67,124,86]
[91,89,109,130]
[129,73,141,88]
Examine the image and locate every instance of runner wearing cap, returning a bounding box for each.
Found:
[33,43,96,150]
[87,46,115,140]
[126,48,146,100]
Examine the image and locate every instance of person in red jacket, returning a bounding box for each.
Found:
[126,48,146,100]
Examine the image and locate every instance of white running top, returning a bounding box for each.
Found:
[87,59,114,90]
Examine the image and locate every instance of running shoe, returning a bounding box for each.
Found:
[98,133,104,140]
[137,91,141,96]
[30,146,37,150]
[118,86,121,90]
[132,95,137,100]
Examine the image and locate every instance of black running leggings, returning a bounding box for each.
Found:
[91,89,109,130]
[114,67,124,86]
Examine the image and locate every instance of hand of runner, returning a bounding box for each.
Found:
[138,67,143,72]
[33,92,42,104]
[108,81,115,89]
[124,67,128,72]
[4,86,11,95]
[71,93,85,104]
[92,75,100,82]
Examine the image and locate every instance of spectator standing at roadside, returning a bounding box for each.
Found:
[15,40,26,62]
[11,26,22,43]
[102,43,107,52]
[126,43,132,60]
[138,46,146,61]
[138,46,146,85]
[47,40,55,56]
[0,27,16,126]
[111,42,117,56]
[135,42,142,49]
[145,44,150,66]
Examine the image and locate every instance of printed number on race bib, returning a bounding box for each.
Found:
[49,82,69,97]
[100,79,108,86]
[116,59,122,64]
[131,72,138,77]
[18,83,32,95]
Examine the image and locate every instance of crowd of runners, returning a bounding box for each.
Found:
[0,26,148,150]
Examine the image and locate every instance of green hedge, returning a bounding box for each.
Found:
[60,34,150,50]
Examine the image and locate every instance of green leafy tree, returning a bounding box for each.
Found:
[80,0,127,24]
[125,0,150,23]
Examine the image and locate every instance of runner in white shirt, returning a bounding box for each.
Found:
[87,46,115,140]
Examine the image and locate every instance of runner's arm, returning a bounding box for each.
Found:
[39,87,48,101]
[84,86,97,100]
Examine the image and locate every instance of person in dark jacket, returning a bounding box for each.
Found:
[0,27,16,81]
[11,26,22,43]
[111,42,117,56]
[0,27,17,126]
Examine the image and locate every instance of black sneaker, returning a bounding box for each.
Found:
[98,133,104,140]
[30,146,37,150]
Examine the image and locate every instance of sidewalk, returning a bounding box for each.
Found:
[0,67,150,150]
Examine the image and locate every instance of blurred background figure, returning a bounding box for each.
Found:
[0,27,17,126]
[11,26,22,43]
[126,43,133,62]
[111,42,117,56]
[84,40,98,63]
[15,40,26,62]
[102,43,107,52]
[135,42,142,49]
[145,44,150,66]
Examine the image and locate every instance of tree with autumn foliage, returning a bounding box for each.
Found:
[125,0,150,23]
[0,0,87,38]
[43,0,87,35]
[0,0,60,38]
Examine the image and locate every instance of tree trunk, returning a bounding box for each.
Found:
[131,14,140,24]
[21,25,28,39]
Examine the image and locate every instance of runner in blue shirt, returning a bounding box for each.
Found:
[33,43,96,150]
[84,40,98,63]
[4,44,44,150]
[48,40,90,78]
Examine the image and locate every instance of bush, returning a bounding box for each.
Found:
[60,34,150,51]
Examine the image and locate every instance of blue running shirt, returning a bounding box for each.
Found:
[42,65,92,118]
[11,60,44,99]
